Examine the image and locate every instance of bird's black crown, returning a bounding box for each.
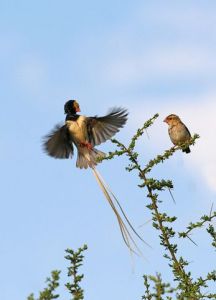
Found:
[64,100,76,114]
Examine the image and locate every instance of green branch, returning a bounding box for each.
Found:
[101,114,215,299]
[179,210,216,242]
[27,270,60,300]
[65,245,87,300]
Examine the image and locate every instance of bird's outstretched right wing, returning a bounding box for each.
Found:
[87,107,128,146]
[43,124,74,159]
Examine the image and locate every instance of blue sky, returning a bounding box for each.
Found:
[1,1,216,299]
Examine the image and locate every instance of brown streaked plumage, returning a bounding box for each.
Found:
[164,114,191,153]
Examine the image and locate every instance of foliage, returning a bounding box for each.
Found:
[27,271,60,300]
[65,245,87,300]
[28,114,216,299]
[101,114,216,299]
[27,245,87,300]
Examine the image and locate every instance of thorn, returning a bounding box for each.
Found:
[168,188,176,204]
[187,235,198,246]
[209,202,214,218]
[145,129,150,139]
[138,219,152,228]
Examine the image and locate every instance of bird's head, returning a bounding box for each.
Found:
[163,114,181,125]
[64,100,81,114]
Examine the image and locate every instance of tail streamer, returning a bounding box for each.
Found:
[92,167,147,255]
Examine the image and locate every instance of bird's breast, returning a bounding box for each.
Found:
[169,123,190,145]
[66,116,88,144]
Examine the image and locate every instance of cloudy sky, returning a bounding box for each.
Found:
[1,1,216,299]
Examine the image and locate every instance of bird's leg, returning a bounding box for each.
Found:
[79,141,93,150]
[86,142,93,150]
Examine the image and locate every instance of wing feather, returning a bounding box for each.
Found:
[43,124,74,159]
[87,107,128,146]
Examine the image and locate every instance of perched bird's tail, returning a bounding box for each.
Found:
[76,148,105,169]
[182,147,191,154]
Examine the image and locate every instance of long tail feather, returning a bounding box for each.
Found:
[92,167,145,255]
[97,171,151,248]
[93,168,138,255]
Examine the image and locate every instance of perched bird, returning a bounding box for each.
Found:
[43,100,145,254]
[164,114,191,153]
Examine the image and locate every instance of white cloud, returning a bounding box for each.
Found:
[105,46,216,85]
[136,2,216,30]
[101,1,216,87]
[177,96,216,192]
[128,93,216,193]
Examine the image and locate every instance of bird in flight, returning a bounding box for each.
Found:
[43,100,145,254]
[164,114,191,153]
[43,100,128,167]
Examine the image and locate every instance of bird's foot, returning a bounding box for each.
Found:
[80,141,93,150]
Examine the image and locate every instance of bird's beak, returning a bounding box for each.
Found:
[163,118,167,123]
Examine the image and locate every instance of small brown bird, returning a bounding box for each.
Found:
[164,114,191,153]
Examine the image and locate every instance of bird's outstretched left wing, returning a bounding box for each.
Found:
[87,107,128,146]
[43,124,74,159]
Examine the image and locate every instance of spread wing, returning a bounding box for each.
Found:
[87,107,128,146]
[43,124,74,159]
